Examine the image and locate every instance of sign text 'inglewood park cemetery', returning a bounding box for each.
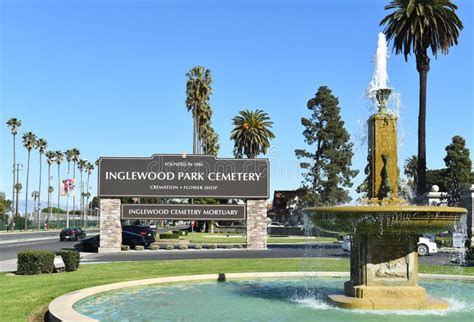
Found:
[98,154,269,199]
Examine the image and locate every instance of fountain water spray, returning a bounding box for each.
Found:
[368,33,389,95]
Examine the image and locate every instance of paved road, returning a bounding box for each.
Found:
[79,244,461,266]
[0,239,80,261]
[0,229,99,242]
[0,237,463,267]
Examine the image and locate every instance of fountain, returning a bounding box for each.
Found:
[303,33,467,310]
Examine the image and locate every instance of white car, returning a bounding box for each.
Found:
[417,237,438,256]
[340,236,437,256]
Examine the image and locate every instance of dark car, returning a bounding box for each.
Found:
[122,225,156,246]
[60,227,86,241]
[74,231,146,252]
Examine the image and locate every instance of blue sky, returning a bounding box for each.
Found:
[1,0,472,207]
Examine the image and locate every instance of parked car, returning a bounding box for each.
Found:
[268,222,284,228]
[417,237,438,256]
[60,227,86,241]
[340,236,437,256]
[74,231,146,252]
[122,225,156,246]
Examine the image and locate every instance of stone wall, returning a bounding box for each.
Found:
[98,198,122,253]
[246,199,268,249]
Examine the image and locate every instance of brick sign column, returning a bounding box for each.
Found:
[98,198,122,253]
[246,199,269,249]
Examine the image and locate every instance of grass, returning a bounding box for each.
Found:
[177,232,336,244]
[1,258,473,321]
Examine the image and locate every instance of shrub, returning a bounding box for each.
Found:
[17,250,55,275]
[166,245,174,250]
[179,245,188,250]
[150,244,159,251]
[226,244,233,249]
[208,244,217,249]
[135,245,144,251]
[195,244,202,250]
[56,250,80,272]
[238,244,245,249]
[121,245,130,251]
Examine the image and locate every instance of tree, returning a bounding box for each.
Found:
[443,135,472,206]
[54,150,64,224]
[15,183,22,221]
[45,151,56,225]
[85,162,94,224]
[70,148,80,214]
[202,123,220,156]
[65,149,75,221]
[35,138,47,229]
[185,66,213,154]
[295,86,358,206]
[31,191,39,228]
[381,0,464,196]
[230,109,275,158]
[77,159,87,225]
[404,155,418,184]
[22,131,37,229]
[0,193,12,223]
[6,118,21,220]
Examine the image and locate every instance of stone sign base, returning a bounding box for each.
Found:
[246,199,268,249]
[98,198,122,253]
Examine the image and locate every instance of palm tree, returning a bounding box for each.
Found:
[185,66,213,154]
[65,149,75,222]
[77,159,87,225]
[22,132,37,230]
[85,162,94,226]
[230,109,275,158]
[380,0,463,196]
[35,138,47,230]
[31,191,39,228]
[71,148,80,214]
[14,183,22,227]
[54,150,64,226]
[404,155,419,184]
[45,151,56,226]
[202,123,220,156]
[6,118,21,221]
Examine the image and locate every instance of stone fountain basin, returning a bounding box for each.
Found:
[304,206,467,234]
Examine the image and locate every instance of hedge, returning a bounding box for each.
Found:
[17,250,55,275]
[56,250,80,272]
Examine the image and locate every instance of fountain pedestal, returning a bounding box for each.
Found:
[329,233,447,310]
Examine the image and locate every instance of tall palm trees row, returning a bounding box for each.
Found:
[185,66,275,159]
[6,118,96,230]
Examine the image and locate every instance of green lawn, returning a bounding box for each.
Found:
[174,232,336,244]
[1,258,473,321]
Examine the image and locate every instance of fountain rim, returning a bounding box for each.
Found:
[303,205,467,214]
[49,271,474,321]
